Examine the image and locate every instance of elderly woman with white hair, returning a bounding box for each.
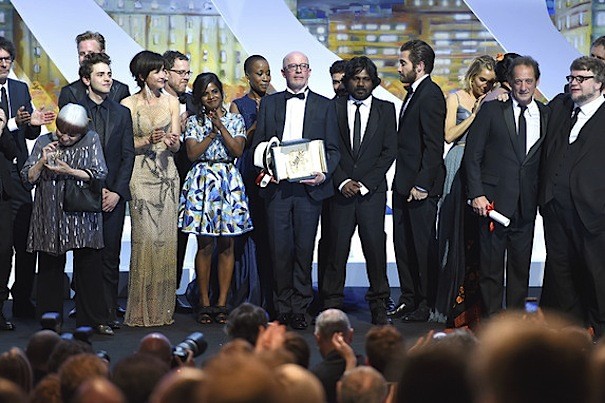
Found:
[21,103,112,335]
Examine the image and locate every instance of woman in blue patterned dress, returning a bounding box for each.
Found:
[229,55,271,309]
[178,72,253,324]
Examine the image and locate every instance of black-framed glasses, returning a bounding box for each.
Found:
[169,69,192,77]
[284,63,310,72]
[0,57,12,64]
[566,75,595,84]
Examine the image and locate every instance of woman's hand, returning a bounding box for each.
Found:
[148,128,165,144]
[44,159,74,176]
[473,93,488,114]
[206,109,223,134]
[41,141,59,165]
[163,132,180,151]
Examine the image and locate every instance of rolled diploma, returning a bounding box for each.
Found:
[466,200,511,227]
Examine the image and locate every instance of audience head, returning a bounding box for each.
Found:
[73,377,126,403]
[192,72,225,113]
[129,50,166,89]
[199,353,279,403]
[314,309,353,357]
[506,55,540,106]
[58,353,109,403]
[591,35,605,60]
[494,52,521,87]
[150,367,205,403]
[47,339,94,374]
[338,366,388,403]
[398,39,435,84]
[472,313,591,403]
[163,50,191,96]
[30,374,61,403]
[345,56,381,101]
[274,363,325,403]
[224,302,269,346]
[0,347,33,394]
[0,378,28,403]
[283,331,311,368]
[282,51,311,92]
[137,332,173,366]
[26,329,62,380]
[568,56,605,106]
[463,54,496,97]
[112,353,170,403]
[364,325,406,382]
[0,37,16,85]
[75,31,106,65]
[244,55,271,96]
[330,59,348,98]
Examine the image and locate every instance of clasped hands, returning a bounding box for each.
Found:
[149,128,179,148]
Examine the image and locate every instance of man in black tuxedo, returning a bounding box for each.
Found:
[58,31,130,108]
[0,37,55,324]
[319,56,396,325]
[78,53,135,329]
[252,51,340,330]
[162,50,195,313]
[465,56,547,316]
[540,56,605,337]
[390,40,445,322]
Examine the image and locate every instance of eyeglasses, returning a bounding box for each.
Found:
[284,63,310,72]
[0,57,12,64]
[169,69,192,77]
[566,75,595,84]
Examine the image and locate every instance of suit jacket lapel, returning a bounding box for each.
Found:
[502,100,522,163]
[335,97,351,155]
[104,102,115,148]
[574,102,605,162]
[302,91,318,139]
[276,92,287,141]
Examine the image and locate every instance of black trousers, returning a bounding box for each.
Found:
[541,201,605,336]
[265,182,322,314]
[0,199,14,302]
[392,193,438,309]
[102,200,126,321]
[477,209,534,316]
[37,248,107,327]
[321,191,390,310]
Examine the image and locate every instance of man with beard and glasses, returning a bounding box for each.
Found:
[389,40,445,323]
[540,56,605,339]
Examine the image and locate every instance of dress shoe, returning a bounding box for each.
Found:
[385,297,396,313]
[387,302,415,318]
[68,307,77,318]
[290,314,308,330]
[371,309,392,325]
[276,313,290,326]
[108,320,121,330]
[402,306,430,323]
[95,325,114,336]
[115,306,126,318]
[175,297,193,314]
[0,314,15,331]
[12,302,36,319]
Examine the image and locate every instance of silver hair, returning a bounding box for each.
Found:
[57,103,89,129]
[314,308,351,338]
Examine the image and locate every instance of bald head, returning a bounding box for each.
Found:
[73,377,126,403]
[274,364,325,403]
[338,366,388,403]
[138,332,172,365]
[151,367,205,403]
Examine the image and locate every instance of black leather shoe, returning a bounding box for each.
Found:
[290,314,308,330]
[95,325,114,336]
[385,297,396,313]
[68,307,77,318]
[276,313,290,326]
[0,315,15,331]
[108,320,121,330]
[12,302,36,319]
[175,297,193,314]
[371,309,392,325]
[115,306,126,318]
[402,306,430,323]
[387,302,415,318]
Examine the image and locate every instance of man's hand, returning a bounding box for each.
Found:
[471,195,491,216]
[255,321,287,353]
[15,106,31,126]
[331,332,356,371]
[172,349,195,368]
[300,172,325,186]
[0,109,6,133]
[179,111,190,132]
[102,188,120,213]
[341,180,361,198]
[30,107,56,126]
[407,187,428,202]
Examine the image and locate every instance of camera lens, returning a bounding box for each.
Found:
[174,332,207,358]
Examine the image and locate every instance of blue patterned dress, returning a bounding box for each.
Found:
[178,112,253,236]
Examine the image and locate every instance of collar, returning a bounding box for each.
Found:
[512,97,538,115]
[286,87,308,96]
[87,95,108,109]
[411,74,429,93]
[0,81,8,92]
[575,94,605,117]
[348,94,372,107]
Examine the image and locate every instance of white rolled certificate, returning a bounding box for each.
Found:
[466,200,511,227]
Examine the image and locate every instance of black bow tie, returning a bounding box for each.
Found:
[285,92,305,100]
[178,94,188,104]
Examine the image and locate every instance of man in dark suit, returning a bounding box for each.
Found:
[78,53,134,329]
[464,56,547,316]
[252,51,340,330]
[539,56,605,337]
[319,56,396,325]
[390,39,445,322]
[0,37,55,324]
[58,31,130,108]
[162,50,195,313]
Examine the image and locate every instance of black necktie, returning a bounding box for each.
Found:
[285,92,305,101]
[399,86,413,120]
[178,94,188,104]
[0,87,8,121]
[518,105,527,160]
[93,104,105,145]
[570,106,581,129]
[353,102,362,156]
